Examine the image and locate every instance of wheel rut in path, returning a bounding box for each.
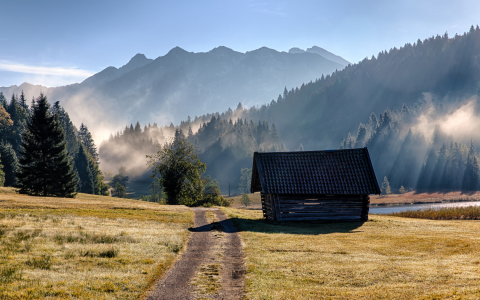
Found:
[145,208,245,300]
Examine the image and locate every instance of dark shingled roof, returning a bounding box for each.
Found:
[251,148,381,195]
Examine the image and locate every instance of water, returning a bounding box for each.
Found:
[370,201,480,215]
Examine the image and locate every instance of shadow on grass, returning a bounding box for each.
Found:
[189,218,365,235]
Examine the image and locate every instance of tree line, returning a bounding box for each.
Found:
[0,92,109,196]
[99,110,286,194]
[341,102,480,193]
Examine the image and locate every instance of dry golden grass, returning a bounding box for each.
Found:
[0,187,193,299]
[389,205,480,220]
[223,208,480,299]
[370,191,480,205]
[227,192,262,209]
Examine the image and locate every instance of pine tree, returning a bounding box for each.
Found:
[238,168,252,193]
[51,101,80,157]
[6,94,29,152]
[0,142,19,186]
[78,123,98,163]
[134,121,142,134]
[381,176,391,194]
[16,94,78,197]
[19,90,28,111]
[0,153,5,187]
[0,92,7,109]
[74,144,94,194]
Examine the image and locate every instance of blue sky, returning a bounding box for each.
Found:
[1,0,479,87]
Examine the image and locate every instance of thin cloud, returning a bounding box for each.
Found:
[0,61,94,77]
[248,2,286,17]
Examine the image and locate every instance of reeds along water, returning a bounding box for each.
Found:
[388,205,480,220]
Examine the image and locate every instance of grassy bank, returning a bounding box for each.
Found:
[388,205,480,220]
[223,208,480,299]
[227,191,480,210]
[0,187,193,299]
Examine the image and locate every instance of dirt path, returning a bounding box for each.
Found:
[145,208,245,300]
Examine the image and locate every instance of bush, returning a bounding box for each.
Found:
[241,194,251,207]
[112,183,127,198]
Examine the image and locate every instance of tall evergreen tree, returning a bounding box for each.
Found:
[51,101,80,158]
[78,123,98,162]
[0,153,5,187]
[0,142,19,186]
[6,94,29,152]
[0,92,7,109]
[74,144,94,194]
[19,90,29,111]
[16,94,78,197]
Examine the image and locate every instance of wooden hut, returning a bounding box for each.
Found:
[250,148,381,221]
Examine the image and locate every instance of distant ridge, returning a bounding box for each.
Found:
[288,46,350,66]
[0,45,347,137]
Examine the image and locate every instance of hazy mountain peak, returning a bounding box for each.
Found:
[288,47,306,54]
[120,53,153,73]
[247,47,280,56]
[167,46,189,56]
[210,46,235,53]
[127,53,150,65]
[306,46,350,66]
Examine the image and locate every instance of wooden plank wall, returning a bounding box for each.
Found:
[261,194,370,221]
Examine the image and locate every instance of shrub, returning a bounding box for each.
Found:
[241,194,251,207]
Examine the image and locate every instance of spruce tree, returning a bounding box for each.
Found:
[16,94,78,197]
[0,142,19,186]
[19,90,28,111]
[0,153,5,186]
[52,101,80,158]
[381,176,391,194]
[74,144,94,194]
[78,123,98,163]
[0,92,7,109]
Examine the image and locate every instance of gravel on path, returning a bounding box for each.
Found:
[145,208,245,300]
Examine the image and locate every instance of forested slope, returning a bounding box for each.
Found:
[101,26,480,194]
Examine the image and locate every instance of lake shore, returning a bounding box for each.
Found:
[227,191,480,209]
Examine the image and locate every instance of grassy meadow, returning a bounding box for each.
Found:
[223,207,480,299]
[0,187,193,299]
[227,193,262,209]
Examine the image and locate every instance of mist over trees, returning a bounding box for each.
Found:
[98,26,480,195]
[341,101,480,193]
[99,112,286,193]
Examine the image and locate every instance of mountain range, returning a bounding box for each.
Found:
[0,46,349,139]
